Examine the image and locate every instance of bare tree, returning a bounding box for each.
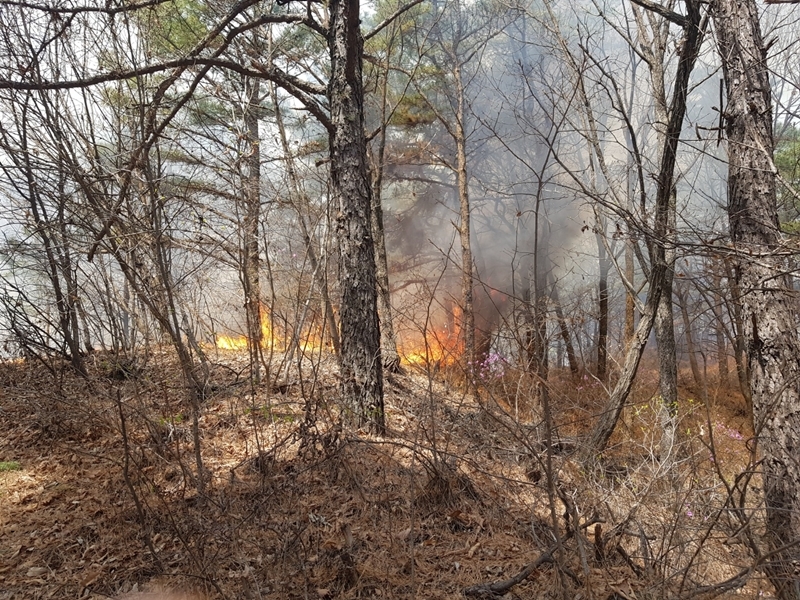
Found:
[0,88,88,374]
[571,0,708,455]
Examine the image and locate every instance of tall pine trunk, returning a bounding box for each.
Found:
[242,78,263,385]
[453,61,476,396]
[713,0,800,594]
[329,0,384,432]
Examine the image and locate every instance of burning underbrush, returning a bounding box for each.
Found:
[0,349,768,599]
[214,306,326,355]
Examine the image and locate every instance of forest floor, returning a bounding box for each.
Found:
[0,349,769,599]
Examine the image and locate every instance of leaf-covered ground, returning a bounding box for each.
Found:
[0,351,769,599]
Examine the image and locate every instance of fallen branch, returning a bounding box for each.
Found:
[463,547,556,598]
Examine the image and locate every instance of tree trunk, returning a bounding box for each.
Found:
[714,0,800,594]
[272,82,341,357]
[655,238,677,412]
[583,268,663,456]
[583,0,704,457]
[625,237,636,346]
[371,185,400,371]
[715,317,729,386]
[676,282,703,391]
[596,228,610,383]
[19,107,86,375]
[532,273,549,383]
[528,175,550,384]
[329,0,384,433]
[655,188,678,461]
[453,62,476,396]
[242,78,263,385]
[725,259,753,411]
[709,270,730,386]
[549,272,579,378]
[370,63,400,372]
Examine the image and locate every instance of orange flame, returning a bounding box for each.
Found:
[399,329,460,367]
[399,306,464,367]
[215,307,324,354]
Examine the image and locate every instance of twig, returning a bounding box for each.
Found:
[463,547,556,598]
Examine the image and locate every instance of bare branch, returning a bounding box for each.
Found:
[0,10,310,90]
[628,0,688,27]
[364,0,426,41]
[0,0,174,16]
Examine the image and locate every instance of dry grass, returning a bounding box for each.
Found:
[0,351,773,599]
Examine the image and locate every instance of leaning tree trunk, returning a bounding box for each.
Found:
[582,0,704,458]
[329,0,384,433]
[714,0,800,595]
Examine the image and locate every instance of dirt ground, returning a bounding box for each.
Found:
[0,352,770,599]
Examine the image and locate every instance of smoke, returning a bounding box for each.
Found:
[380,10,589,363]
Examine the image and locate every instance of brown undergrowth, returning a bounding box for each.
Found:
[0,351,771,599]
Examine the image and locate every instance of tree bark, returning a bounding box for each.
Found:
[242,78,263,385]
[329,0,384,433]
[452,61,476,396]
[596,228,610,383]
[676,281,703,391]
[370,60,401,372]
[713,0,800,594]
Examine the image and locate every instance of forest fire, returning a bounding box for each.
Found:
[214,308,324,354]
[393,300,464,368]
[399,316,463,368]
[214,302,466,369]
[215,310,274,351]
[399,329,462,367]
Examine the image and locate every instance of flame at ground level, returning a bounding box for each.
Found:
[215,309,324,354]
[215,306,465,368]
[399,304,464,368]
[399,326,462,368]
